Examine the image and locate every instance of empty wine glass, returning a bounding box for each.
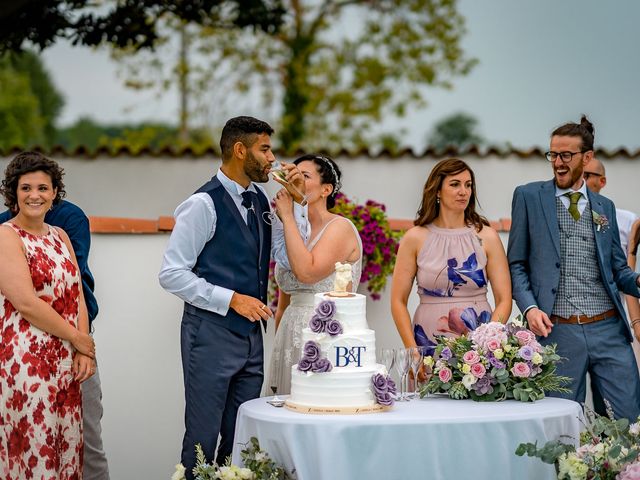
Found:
[379,348,395,375]
[392,349,411,401]
[407,347,425,400]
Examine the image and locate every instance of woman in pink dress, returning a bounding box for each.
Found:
[391,158,511,362]
[0,152,96,479]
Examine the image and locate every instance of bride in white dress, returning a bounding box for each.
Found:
[267,154,362,394]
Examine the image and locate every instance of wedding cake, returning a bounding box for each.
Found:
[285,263,395,414]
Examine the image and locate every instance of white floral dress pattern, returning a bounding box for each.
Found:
[0,223,83,480]
[266,217,362,394]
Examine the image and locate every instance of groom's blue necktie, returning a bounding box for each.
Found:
[241,191,260,246]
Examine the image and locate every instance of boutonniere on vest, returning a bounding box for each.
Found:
[592,210,609,232]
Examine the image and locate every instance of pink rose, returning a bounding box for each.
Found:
[471,363,486,379]
[463,351,481,365]
[511,362,531,378]
[438,367,452,383]
[486,339,501,351]
[515,330,536,346]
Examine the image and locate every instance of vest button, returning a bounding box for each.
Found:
[555,262,560,268]
[552,288,557,294]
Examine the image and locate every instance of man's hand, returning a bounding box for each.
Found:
[525,307,553,337]
[229,293,272,322]
[633,320,640,343]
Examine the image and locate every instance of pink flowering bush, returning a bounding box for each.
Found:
[517,405,640,480]
[421,316,570,402]
[267,192,400,307]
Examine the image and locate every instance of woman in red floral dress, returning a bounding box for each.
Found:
[0,152,96,479]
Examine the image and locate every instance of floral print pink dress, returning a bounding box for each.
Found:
[413,224,492,355]
[0,223,83,480]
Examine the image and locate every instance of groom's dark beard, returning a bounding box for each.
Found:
[244,150,269,183]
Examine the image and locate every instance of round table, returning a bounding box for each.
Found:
[232,396,582,480]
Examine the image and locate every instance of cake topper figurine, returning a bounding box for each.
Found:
[331,262,352,297]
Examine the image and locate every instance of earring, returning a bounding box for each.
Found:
[436,197,440,204]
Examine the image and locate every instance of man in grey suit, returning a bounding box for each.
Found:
[507,115,640,421]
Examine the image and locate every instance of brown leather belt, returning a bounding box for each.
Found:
[550,308,617,325]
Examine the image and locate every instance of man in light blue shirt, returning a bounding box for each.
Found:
[159,116,309,476]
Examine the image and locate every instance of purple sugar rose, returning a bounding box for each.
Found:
[386,378,397,395]
[311,357,333,373]
[372,373,389,395]
[376,392,394,406]
[325,319,343,337]
[309,315,325,333]
[297,358,313,372]
[303,341,321,362]
[315,300,336,321]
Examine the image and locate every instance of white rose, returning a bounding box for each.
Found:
[171,464,186,480]
[630,422,640,436]
[532,353,543,365]
[217,466,236,480]
[238,467,255,479]
[253,451,268,462]
[461,373,477,389]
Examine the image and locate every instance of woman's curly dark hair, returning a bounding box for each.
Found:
[1,151,66,213]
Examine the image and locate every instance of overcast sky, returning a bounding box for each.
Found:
[41,0,640,150]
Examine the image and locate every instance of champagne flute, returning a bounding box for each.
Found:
[392,349,410,401]
[379,348,395,375]
[271,160,305,200]
[407,347,425,400]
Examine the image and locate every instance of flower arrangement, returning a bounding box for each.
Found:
[592,210,610,233]
[516,405,640,480]
[420,317,571,402]
[172,437,294,480]
[267,193,401,307]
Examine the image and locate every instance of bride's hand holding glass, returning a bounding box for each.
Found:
[271,160,306,203]
[273,188,295,221]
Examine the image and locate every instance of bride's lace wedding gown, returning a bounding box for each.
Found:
[266,217,362,394]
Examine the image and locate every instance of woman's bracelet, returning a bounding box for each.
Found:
[632,318,640,327]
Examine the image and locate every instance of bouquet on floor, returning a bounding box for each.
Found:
[516,404,640,480]
[420,317,571,402]
[172,437,295,480]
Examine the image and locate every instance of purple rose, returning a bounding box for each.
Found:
[311,358,333,373]
[518,346,534,361]
[315,300,336,321]
[372,373,389,395]
[309,315,325,333]
[376,392,394,406]
[303,341,321,362]
[297,358,313,372]
[325,319,343,336]
[440,347,453,361]
[387,377,397,395]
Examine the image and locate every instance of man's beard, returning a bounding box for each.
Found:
[244,150,269,183]
[555,165,583,189]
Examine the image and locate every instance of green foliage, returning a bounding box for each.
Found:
[0,1,285,52]
[54,117,216,154]
[427,111,484,150]
[516,407,640,480]
[112,0,475,151]
[0,50,64,150]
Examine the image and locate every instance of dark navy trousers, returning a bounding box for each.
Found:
[180,309,263,478]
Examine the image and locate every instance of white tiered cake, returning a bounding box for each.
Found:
[285,290,392,414]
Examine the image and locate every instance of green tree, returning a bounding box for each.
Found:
[0,1,285,52]
[427,112,484,150]
[2,51,65,145]
[0,69,44,150]
[116,0,476,152]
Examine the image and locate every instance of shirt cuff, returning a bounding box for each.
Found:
[522,305,538,319]
[212,286,234,316]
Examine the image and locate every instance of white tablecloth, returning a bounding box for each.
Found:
[232,396,582,480]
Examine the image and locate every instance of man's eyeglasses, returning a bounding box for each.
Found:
[583,171,603,180]
[545,150,589,162]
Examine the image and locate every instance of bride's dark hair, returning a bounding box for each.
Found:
[293,154,342,209]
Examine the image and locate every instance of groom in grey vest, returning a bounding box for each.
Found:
[159,116,308,478]
[507,115,640,421]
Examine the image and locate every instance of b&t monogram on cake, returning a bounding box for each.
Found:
[335,346,366,367]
